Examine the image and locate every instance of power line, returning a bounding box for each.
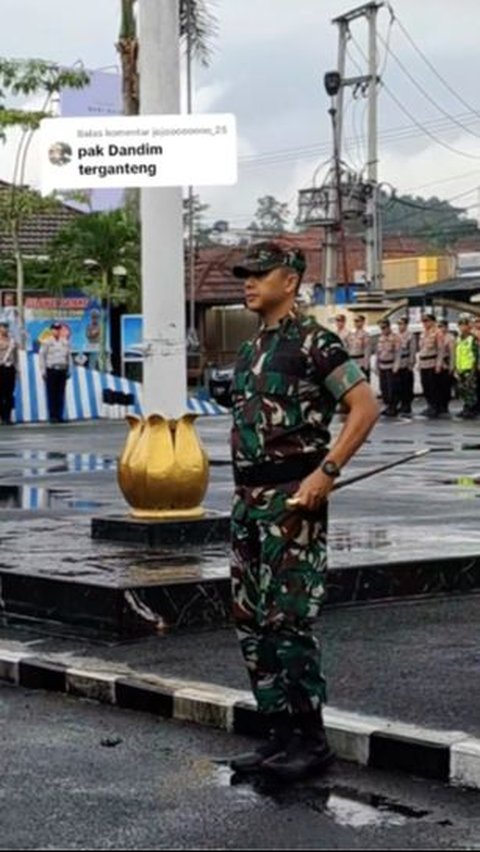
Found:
[237,111,480,172]
[391,7,480,124]
[383,82,480,161]
[349,34,480,161]
[377,32,480,141]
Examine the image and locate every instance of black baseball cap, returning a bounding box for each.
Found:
[51,321,62,329]
[232,241,306,279]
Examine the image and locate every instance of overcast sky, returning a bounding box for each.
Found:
[2,0,480,228]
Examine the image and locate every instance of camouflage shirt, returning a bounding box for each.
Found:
[231,311,365,468]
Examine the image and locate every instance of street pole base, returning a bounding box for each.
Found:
[130,506,205,520]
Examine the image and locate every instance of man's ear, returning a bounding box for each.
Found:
[285,271,300,294]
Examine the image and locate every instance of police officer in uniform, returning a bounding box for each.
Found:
[376,318,400,416]
[394,316,416,417]
[334,313,349,346]
[346,314,371,381]
[418,313,444,418]
[39,322,72,423]
[436,320,455,417]
[229,241,379,782]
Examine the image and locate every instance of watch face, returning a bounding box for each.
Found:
[323,461,340,477]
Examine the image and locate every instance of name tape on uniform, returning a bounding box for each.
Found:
[39,114,237,191]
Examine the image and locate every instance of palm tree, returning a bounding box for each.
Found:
[48,209,140,370]
[116,0,217,116]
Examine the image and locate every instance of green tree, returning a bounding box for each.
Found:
[48,210,140,370]
[381,192,479,249]
[183,193,212,246]
[116,1,217,116]
[0,59,89,137]
[250,195,290,234]
[0,185,64,345]
[0,58,89,344]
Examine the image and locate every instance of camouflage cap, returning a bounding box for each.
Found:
[232,241,306,279]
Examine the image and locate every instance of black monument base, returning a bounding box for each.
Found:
[2,553,480,640]
[91,511,231,546]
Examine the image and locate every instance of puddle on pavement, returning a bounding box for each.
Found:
[329,527,391,552]
[0,450,116,477]
[0,484,104,511]
[210,765,429,827]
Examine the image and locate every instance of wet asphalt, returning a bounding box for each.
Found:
[2,682,480,851]
[0,406,480,739]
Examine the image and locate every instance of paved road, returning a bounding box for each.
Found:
[1,683,479,851]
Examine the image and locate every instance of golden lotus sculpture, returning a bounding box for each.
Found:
[118,413,210,518]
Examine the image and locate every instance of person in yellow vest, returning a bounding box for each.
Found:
[454,315,478,419]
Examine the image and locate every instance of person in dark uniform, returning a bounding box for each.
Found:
[0,321,17,424]
[228,241,379,782]
[39,322,72,423]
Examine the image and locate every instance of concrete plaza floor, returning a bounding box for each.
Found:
[0,407,479,738]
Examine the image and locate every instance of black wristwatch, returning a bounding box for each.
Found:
[321,459,341,478]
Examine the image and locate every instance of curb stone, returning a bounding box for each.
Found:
[1,647,479,791]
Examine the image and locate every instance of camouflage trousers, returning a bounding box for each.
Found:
[457,370,477,412]
[231,487,328,717]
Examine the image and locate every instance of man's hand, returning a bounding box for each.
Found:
[289,468,336,511]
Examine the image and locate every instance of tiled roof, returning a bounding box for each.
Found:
[0,180,82,257]
[193,231,439,303]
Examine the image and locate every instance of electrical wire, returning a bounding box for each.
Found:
[349,34,480,161]
[391,7,480,124]
[236,110,480,172]
[377,32,480,141]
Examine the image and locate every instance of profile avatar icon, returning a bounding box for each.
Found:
[48,142,72,166]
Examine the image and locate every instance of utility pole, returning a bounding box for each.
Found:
[366,2,382,291]
[323,22,348,307]
[331,2,384,295]
[138,0,187,417]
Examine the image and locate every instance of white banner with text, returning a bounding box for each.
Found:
[39,113,237,191]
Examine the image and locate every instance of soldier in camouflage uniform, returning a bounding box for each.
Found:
[229,242,379,782]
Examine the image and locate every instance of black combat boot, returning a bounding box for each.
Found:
[261,708,335,782]
[230,711,293,773]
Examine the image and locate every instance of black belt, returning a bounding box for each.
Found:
[234,453,324,487]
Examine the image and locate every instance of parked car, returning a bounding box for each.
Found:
[208,364,234,408]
